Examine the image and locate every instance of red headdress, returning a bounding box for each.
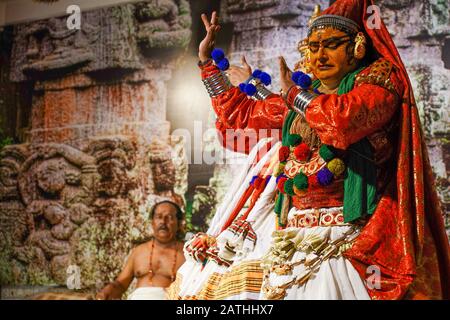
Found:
[313,0,449,300]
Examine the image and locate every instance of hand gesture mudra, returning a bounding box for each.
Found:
[199,11,221,62]
[227,56,252,86]
[279,56,295,96]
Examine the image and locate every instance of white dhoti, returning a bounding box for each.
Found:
[260,207,370,300]
[127,287,166,300]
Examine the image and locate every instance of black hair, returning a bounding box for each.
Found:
[150,200,184,221]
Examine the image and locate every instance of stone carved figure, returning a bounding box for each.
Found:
[135,0,192,50]
[149,140,183,207]
[21,17,98,78]
[88,137,137,199]
[10,143,98,285]
[11,4,143,82]
[0,145,29,201]
[68,137,140,289]
[0,145,30,285]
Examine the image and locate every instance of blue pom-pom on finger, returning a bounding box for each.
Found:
[245,83,257,96]
[211,48,225,63]
[239,83,247,93]
[217,58,230,71]
[291,71,303,84]
[259,72,272,85]
[252,70,262,78]
[297,73,312,89]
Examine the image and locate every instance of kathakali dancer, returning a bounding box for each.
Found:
[167,0,449,300]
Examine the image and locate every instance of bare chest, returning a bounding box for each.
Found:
[133,245,178,280]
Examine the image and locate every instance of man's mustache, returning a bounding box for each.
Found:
[157,224,169,231]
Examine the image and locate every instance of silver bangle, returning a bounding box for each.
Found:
[254,84,273,100]
[292,90,318,116]
[202,71,232,98]
[246,77,272,101]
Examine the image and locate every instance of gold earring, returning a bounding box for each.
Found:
[297,39,312,73]
[354,32,366,60]
[303,49,312,73]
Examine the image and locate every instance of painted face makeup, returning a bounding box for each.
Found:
[308,27,358,88]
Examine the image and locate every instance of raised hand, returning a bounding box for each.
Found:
[279,56,295,96]
[199,11,221,62]
[227,55,253,86]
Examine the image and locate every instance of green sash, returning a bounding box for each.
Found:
[338,68,377,222]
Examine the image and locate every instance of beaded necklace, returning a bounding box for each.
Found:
[148,239,178,284]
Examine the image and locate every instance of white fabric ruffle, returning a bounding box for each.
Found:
[261,206,370,300]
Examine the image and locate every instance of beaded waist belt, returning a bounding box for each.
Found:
[287,208,347,228]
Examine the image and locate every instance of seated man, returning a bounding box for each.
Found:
[96,200,185,300]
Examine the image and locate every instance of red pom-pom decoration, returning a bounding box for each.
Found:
[293,143,310,162]
[279,146,290,162]
[308,174,320,188]
[277,177,288,193]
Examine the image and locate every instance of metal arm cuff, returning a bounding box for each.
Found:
[292,90,318,116]
[202,71,232,98]
[254,84,273,100]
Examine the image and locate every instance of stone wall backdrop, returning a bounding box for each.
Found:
[0,0,191,294]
